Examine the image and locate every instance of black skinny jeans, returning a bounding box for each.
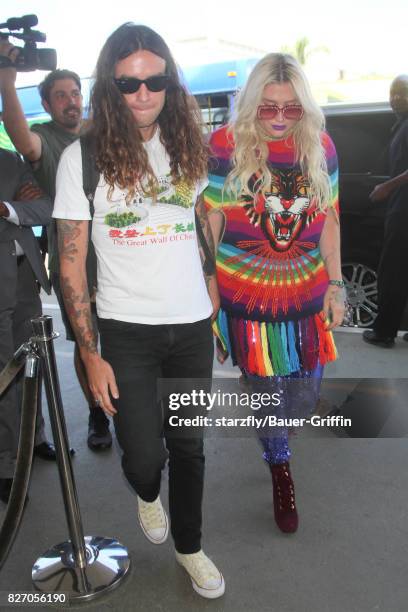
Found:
[98,316,214,554]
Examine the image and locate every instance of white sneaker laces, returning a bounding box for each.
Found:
[138,498,166,530]
[178,551,220,586]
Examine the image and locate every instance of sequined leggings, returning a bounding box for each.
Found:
[246,364,323,465]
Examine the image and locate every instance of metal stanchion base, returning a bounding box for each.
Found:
[32,536,131,602]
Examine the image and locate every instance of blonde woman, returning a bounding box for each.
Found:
[205,53,344,533]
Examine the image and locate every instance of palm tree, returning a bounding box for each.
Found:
[294,37,309,65]
[281,37,328,66]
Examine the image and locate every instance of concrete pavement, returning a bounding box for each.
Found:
[0,299,407,612]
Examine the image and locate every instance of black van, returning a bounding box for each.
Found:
[324,102,408,329]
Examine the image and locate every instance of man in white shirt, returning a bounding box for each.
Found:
[53,23,224,599]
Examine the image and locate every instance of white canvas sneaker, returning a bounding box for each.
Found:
[137,495,168,544]
[176,550,225,599]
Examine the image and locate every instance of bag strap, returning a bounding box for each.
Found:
[80,132,100,215]
[79,133,99,294]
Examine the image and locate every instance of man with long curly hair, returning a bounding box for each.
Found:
[52,23,224,599]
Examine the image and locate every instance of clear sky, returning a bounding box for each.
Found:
[1,0,407,87]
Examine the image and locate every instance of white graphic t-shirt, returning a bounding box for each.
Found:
[53,129,212,324]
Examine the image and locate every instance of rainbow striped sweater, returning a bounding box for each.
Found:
[205,125,339,377]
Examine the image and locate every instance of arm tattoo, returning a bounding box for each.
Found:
[196,195,216,289]
[329,287,347,305]
[60,274,97,354]
[57,219,81,263]
[57,219,97,354]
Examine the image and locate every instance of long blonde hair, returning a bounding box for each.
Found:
[227,53,331,210]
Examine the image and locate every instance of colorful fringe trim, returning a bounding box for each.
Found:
[212,309,337,376]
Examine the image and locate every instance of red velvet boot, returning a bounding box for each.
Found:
[270,462,298,533]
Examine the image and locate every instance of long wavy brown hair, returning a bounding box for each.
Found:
[89,23,208,201]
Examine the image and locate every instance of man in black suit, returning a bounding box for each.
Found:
[0,147,54,503]
[0,42,112,452]
[363,75,408,347]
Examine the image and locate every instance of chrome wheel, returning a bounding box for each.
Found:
[341,262,378,328]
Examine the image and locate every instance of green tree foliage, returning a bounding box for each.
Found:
[281,37,329,66]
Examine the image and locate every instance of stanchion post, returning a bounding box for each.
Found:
[0,348,39,569]
[31,315,87,568]
[31,315,130,602]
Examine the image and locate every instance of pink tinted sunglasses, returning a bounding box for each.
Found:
[257,104,304,121]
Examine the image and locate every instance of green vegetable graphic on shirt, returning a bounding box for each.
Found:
[104,211,141,227]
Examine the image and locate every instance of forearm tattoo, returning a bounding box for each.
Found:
[57,219,81,263]
[196,196,216,289]
[57,220,97,354]
[60,275,97,353]
[329,287,347,305]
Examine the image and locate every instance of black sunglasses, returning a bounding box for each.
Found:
[114,75,170,94]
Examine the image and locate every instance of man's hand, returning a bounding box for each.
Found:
[15,181,44,201]
[370,170,408,203]
[369,183,391,203]
[0,181,46,219]
[81,352,119,417]
[0,42,42,161]
[216,339,228,364]
[0,41,17,87]
[0,201,10,218]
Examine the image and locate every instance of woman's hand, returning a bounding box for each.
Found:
[323,285,346,330]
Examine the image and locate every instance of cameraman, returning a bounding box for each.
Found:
[0,40,112,453]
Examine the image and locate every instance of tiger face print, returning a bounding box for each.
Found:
[244,169,311,252]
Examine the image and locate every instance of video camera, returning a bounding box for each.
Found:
[0,14,57,71]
